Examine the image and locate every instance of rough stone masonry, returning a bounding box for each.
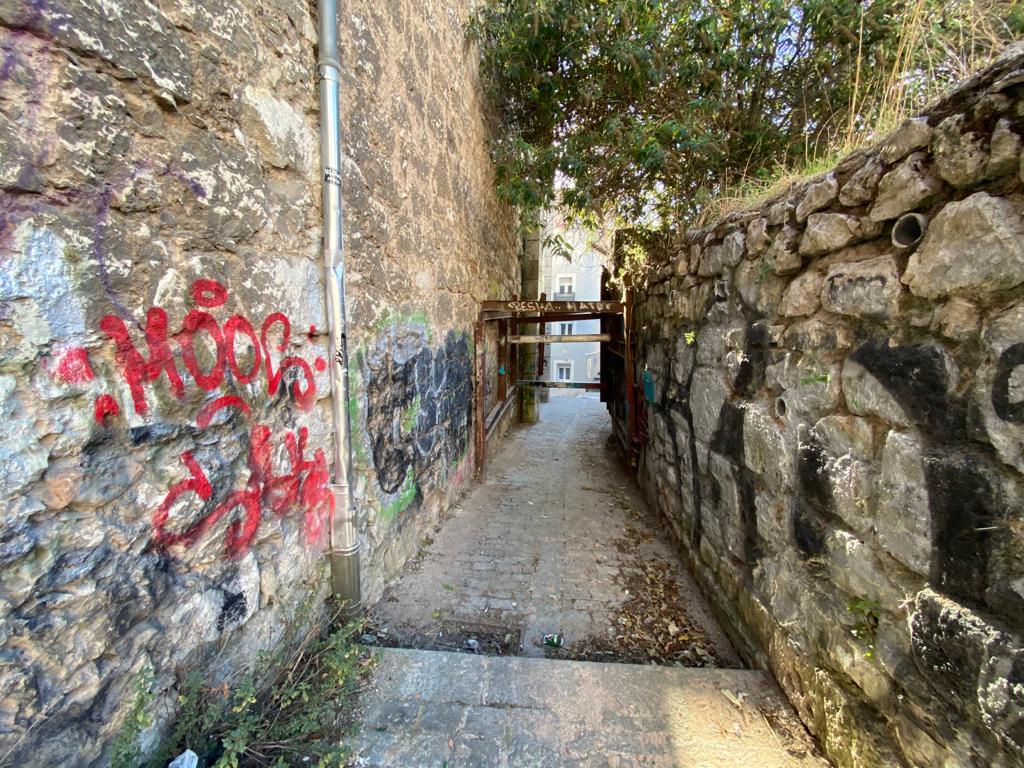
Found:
[631,49,1024,768]
[0,0,517,763]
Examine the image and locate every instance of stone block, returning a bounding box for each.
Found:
[869,152,944,222]
[795,174,838,222]
[931,296,980,342]
[977,302,1024,473]
[743,402,794,491]
[734,259,786,315]
[690,367,730,451]
[838,157,884,207]
[987,118,1022,179]
[766,226,802,274]
[767,199,794,226]
[932,113,989,188]
[820,255,902,321]
[903,192,1024,298]
[841,359,912,427]
[876,430,931,575]
[811,415,874,535]
[777,358,842,422]
[908,589,1024,758]
[720,229,746,268]
[799,214,870,257]
[826,530,891,607]
[779,271,824,317]
[240,86,317,174]
[878,117,932,164]
[747,217,771,255]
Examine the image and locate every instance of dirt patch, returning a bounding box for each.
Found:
[544,562,723,666]
[364,618,522,657]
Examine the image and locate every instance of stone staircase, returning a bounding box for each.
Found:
[351,647,828,767]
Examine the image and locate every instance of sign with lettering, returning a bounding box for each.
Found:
[483,300,623,314]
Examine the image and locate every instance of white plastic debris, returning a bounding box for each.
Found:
[168,750,198,768]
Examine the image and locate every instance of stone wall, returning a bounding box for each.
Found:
[631,50,1024,768]
[0,0,516,763]
[338,0,519,603]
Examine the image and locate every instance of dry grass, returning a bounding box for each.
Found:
[692,0,1018,228]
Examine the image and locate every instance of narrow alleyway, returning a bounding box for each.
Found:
[367,392,738,664]
[352,394,827,766]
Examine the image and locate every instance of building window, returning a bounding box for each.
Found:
[556,362,572,381]
[556,275,574,295]
[559,322,573,336]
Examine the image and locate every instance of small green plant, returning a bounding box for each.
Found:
[110,666,154,768]
[442,583,455,592]
[799,371,831,387]
[684,330,697,347]
[154,597,373,767]
[848,597,881,659]
[753,263,773,285]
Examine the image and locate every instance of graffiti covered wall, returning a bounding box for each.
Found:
[0,0,517,763]
[337,0,519,602]
[631,51,1024,767]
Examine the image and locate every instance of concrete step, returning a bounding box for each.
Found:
[352,648,829,767]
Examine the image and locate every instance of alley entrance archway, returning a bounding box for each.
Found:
[474,298,638,475]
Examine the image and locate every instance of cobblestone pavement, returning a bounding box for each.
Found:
[352,648,828,767]
[353,395,829,766]
[366,392,741,664]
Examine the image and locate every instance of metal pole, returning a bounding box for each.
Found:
[317,0,360,612]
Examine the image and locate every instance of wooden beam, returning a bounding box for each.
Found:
[507,311,615,324]
[515,380,601,390]
[483,300,624,314]
[510,334,610,344]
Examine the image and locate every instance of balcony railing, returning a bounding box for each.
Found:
[553,292,575,301]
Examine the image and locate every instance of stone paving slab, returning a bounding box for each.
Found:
[352,648,829,767]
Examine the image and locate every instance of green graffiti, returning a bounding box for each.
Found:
[371,307,433,343]
[379,467,417,522]
[400,394,421,434]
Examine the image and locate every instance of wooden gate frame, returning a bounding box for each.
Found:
[474,298,634,475]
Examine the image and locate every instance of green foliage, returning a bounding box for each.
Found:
[799,371,832,386]
[110,666,155,768]
[848,596,881,659]
[153,600,373,767]
[468,0,1021,229]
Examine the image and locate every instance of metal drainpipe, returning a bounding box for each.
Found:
[317,0,361,612]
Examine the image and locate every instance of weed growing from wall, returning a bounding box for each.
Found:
[119,597,376,767]
[848,597,881,659]
[110,666,154,768]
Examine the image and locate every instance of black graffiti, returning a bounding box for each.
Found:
[850,340,1004,616]
[709,401,762,565]
[363,331,471,500]
[793,437,830,558]
[992,343,1024,423]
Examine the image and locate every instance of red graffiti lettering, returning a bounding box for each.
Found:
[152,451,213,548]
[56,347,94,384]
[191,278,228,308]
[179,310,225,390]
[100,308,184,415]
[152,424,333,558]
[224,315,261,384]
[261,313,316,410]
[93,394,119,424]
[99,282,319,414]
[93,279,332,557]
[196,395,251,429]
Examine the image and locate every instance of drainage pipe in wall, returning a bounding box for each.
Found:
[317,0,361,612]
